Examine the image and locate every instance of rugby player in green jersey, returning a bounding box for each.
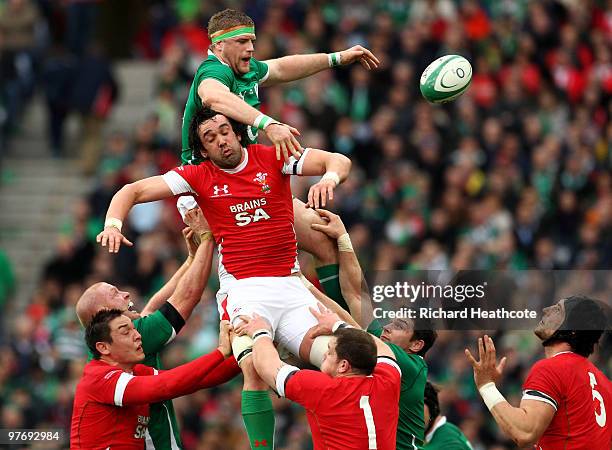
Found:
[181,8,379,311]
[303,209,437,450]
[77,208,239,450]
[423,382,473,450]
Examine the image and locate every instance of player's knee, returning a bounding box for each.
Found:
[293,201,338,264]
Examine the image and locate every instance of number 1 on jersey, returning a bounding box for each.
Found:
[360,395,377,449]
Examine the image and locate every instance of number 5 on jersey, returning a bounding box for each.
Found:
[588,371,607,427]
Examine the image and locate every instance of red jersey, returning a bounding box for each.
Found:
[71,360,155,449]
[71,350,232,449]
[163,145,308,283]
[522,351,612,450]
[283,357,402,450]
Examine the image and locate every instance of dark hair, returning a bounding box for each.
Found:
[188,107,248,160]
[85,309,123,359]
[545,296,608,357]
[208,9,255,38]
[412,317,437,357]
[333,328,377,375]
[424,382,440,424]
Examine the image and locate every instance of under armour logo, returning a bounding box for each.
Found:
[213,185,229,196]
[254,440,268,447]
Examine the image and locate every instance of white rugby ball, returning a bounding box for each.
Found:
[420,55,472,103]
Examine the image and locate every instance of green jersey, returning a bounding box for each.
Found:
[181,51,269,165]
[86,304,185,450]
[424,417,473,450]
[368,321,428,450]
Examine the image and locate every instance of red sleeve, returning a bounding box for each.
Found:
[166,164,205,195]
[87,367,129,406]
[285,369,333,410]
[119,350,225,406]
[522,359,563,411]
[199,356,240,388]
[374,358,402,385]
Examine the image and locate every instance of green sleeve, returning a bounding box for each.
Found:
[367,319,384,338]
[134,310,175,355]
[251,58,269,82]
[198,61,235,89]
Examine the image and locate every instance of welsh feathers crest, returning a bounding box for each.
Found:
[254,172,271,193]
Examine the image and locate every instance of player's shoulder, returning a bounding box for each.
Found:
[375,356,403,380]
[247,144,276,164]
[82,360,124,383]
[174,161,212,175]
[532,351,582,373]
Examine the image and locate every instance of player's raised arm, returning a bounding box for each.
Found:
[261,45,380,87]
[96,175,174,253]
[465,335,555,447]
[142,208,214,317]
[197,78,301,161]
[290,148,351,209]
[310,209,372,328]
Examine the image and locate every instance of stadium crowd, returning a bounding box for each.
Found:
[0,0,610,449]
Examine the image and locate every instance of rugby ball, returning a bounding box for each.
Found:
[420,55,472,103]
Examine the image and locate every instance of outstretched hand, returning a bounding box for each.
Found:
[308,303,341,338]
[265,123,302,162]
[96,227,133,253]
[465,335,507,388]
[339,45,380,70]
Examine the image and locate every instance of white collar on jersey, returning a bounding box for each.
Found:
[220,147,249,174]
[208,49,230,67]
[551,350,573,358]
[425,415,447,443]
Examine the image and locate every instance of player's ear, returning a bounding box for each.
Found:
[96,341,111,357]
[338,358,350,375]
[408,339,425,354]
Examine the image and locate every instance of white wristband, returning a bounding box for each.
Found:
[252,329,273,343]
[321,171,340,186]
[478,382,506,411]
[104,217,123,231]
[328,52,341,67]
[337,233,353,252]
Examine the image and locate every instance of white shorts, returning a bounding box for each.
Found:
[216,276,319,357]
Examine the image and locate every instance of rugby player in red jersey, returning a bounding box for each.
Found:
[465,296,611,449]
[237,311,401,450]
[95,106,351,448]
[70,310,234,449]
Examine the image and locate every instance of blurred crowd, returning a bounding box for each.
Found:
[1,0,611,449]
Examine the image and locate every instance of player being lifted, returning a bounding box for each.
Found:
[465,296,611,449]
[180,8,379,311]
[96,108,351,448]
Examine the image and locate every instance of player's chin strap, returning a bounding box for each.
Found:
[309,335,332,368]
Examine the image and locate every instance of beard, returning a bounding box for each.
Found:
[210,148,242,169]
